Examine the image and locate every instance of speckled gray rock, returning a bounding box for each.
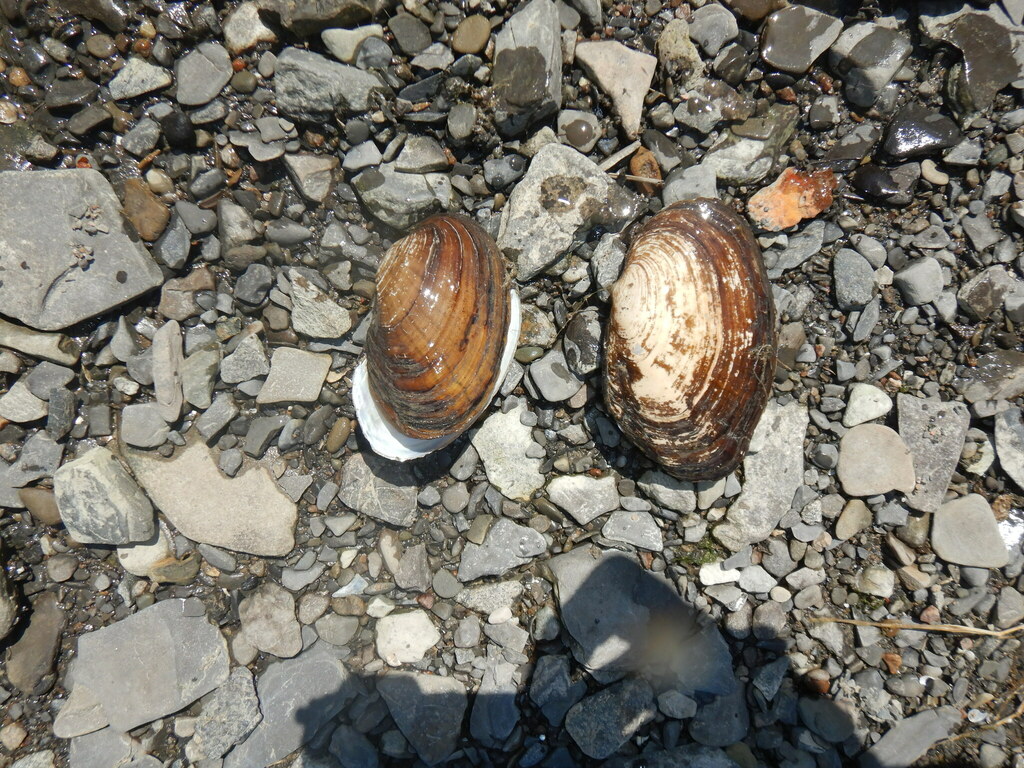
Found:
[459,518,546,581]
[547,474,619,525]
[338,452,418,527]
[471,399,545,502]
[274,47,390,121]
[470,660,519,748]
[108,57,172,100]
[931,494,1009,568]
[352,162,457,230]
[701,105,799,186]
[0,170,163,331]
[638,470,696,513]
[220,330,270,384]
[288,269,352,339]
[223,647,355,768]
[995,408,1024,491]
[498,143,640,280]
[119,402,170,448]
[239,583,302,658]
[833,249,876,309]
[378,672,467,766]
[689,683,750,747]
[68,598,229,733]
[565,678,655,759]
[54,447,154,545]
[898,395,970,512]
[715,403,809,551]
[284,153,340,203]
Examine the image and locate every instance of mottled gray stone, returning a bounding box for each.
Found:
[338,452,418,527]
[175,42,232,106]
[932,494,1009,568]
[256,347,331,404]
[239,583,302,658]
[898,395,970,513]
[108,57,172,100]
[54,447,154,545]
[274,47,390,121]
[471,399,545,502]
[458,518,546,581]
[120,402,170,448]
[223,647,355,768]
[187,667,262,761]
[859,707,960,768]
[547,474,618,525]
[352,162,456,230]
[602,510,663,551]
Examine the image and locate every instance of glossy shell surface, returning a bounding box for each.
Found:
[604,199,776,480]
[356,214,518,461]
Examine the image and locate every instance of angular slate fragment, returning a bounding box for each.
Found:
[0,169,163,331]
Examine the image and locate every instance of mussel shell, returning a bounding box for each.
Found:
[365,214,513,442]
[604,199,776,480]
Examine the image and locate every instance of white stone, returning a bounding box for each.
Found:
[375,610,440,666]
[547,474,619,525]
[574,41,656,138]
[471,399,545,501]
[842,383,892,427]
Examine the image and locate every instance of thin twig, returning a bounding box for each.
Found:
[941,684,1024,745]
[807,616,1024,639]
[598,140,642,172]
[608,172,665,186]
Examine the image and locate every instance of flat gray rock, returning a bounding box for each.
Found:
[574,41,656,138]
[471,399,545,502]
[224,647,355,768]
[529,347,584,402]
[549,546,735,693]
[546,474,619,525]
[602,510,663,551]
[108,57,172,100]
[469,661,519,748]
[932,494,1009,568]
[175,42,232,106]
[0,169,163,331]
[714,402,809,551]
[352,162,456,230]
[638,470,696,513]
[565,678,655,759]
[239,583,302,658]
[458,518,546,581]
[125,439,296,556]
[859,706,960,768]
[994,407,1024,492]
[54,447,154,545]
[378,671,467,766]
[898,395,970,512]
[119,402,170,448]
[284,153,339,202]
[274,47,390,121]
[689,683,750,748]
[491,0,562,136]
[338,452,418,527]
[256,347,332,404]
[837,424,916,497]
[71,598,229,733]
[187,667,262,762]
[498,143,639,281]
[288,269,352,339]
[530,654,586,726]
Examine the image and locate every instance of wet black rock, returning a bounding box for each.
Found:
[883,103,962,159]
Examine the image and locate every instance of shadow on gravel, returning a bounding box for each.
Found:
[225,552,867,767]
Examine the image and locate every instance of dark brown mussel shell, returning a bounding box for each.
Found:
[604,199,777,480]
[363,214,514,446]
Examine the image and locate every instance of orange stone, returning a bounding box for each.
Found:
[746,167,837,231]
[881,652,902,674]
[629,146,661,197]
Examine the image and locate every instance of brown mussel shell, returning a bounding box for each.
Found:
[366,214,512,441]
[604,199,777,480]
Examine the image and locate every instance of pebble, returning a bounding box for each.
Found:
[833,249,876,309]
[375,610,440,666]
[837,424,916,497]
[883,103,962,159]
[288,269,352,338]
[108,57,172,100]
[760,6,842,74]
[893,258,945,306]
[492,0,562,136]
[338,452,418,527]
[453,15,491,54]
[274,47,389,122]
[175,43,232,106]
[256,348,331,404]
[843,383,892,427]
[828,22,911,107]
[547,474,619,525]
[352,162,455,230]
[994,408,1024,491]
[120,403,171,448]
[859,707,961,768]
[931,494,1009,568]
